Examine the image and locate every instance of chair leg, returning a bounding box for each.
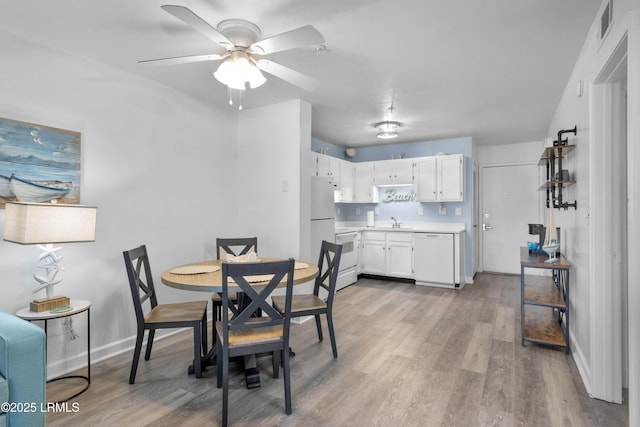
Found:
[221,347,229,427]
[215,300,222,321]
[272,350,280,378]
[216,341,223,389]
[144,329,155,361]
[201,313,208,355]
[129,329,144,384]
[283,344,292,415]
[314,315,324,342]
[193,324,203,379]
[326,312,338,358]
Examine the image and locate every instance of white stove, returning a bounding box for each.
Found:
[335,230,359,290]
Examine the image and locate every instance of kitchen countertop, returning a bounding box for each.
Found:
[336,222,465,234]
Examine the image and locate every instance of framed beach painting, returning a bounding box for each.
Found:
[0,117,81,209]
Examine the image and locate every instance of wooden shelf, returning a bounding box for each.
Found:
[538,145,576,165]
[520,247,570,352]
[524,278,566,309]
[538,180,576,190]
[523,305,566,347]
[520,247,570,270]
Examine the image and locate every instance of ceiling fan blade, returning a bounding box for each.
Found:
[250,25,324,55]
[161,5,233,49]
[256,59,320,92]
[138,53,225,66]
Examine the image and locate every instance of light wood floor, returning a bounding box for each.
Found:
[46,273,628,426]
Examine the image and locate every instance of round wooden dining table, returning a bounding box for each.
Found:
[161,258,319,293]
[161,257,319,388]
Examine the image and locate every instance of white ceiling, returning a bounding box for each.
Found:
[0,0,601,147]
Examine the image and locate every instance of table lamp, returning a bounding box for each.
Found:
[3,201,97,311]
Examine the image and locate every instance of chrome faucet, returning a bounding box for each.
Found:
[391,217,400,228]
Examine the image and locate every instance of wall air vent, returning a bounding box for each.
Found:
[600,0,613,40]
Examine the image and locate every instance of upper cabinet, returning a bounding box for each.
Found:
[312,151,464,203]
[438,154,464,201]
[416,154,464,202]
[313,152,340,185]
[374,158,414,186]
[353,162,377,203]
[337,160,355,202]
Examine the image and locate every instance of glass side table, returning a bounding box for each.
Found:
[16,299,91,403]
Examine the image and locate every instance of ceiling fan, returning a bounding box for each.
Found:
[140,5,325,93]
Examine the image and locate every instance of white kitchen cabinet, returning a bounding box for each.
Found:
[337,159,354,202]
[415,157,438,201]
[361,234,386,275]
[387,233,414,278]
[374,159,414,186]
[361,231,413,279]
[353,162,377,203]
[313,153,340,186]
[416,154,464,202]
[438,154,464,201]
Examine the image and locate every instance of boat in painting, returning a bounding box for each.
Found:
[0,174,15,200]
[9,174,73,203]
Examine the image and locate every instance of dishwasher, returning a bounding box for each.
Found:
[414,233,455,288]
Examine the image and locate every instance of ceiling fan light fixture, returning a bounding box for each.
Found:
[213,51,266,90]
[375,121,400,139]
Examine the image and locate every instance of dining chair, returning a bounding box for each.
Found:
[123,245,209,384]
[272,240,342,358]
[212,237,258,321]
[216,258,295,427]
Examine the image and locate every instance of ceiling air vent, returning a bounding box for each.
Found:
[600,0,613,40]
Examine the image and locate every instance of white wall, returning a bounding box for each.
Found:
[546,0,640,421]
[236,99,311,261]
[475,140,543,165]
[0,30,239,376]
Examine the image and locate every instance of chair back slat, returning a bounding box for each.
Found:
[313,241,342,304]
[221,259,294,343]
[216,237,258,259]
[123,245,158,323]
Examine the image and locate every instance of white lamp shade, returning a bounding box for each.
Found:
[3,202,97,244]
[213,51,266,90]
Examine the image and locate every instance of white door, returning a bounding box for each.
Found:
[481,163,541,274]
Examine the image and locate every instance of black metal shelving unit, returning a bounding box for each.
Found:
[539,126,577,210]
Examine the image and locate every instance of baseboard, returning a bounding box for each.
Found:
[570,329,593,397]
[46,308,214,379]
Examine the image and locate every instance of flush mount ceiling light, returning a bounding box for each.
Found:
[375,121,400,139]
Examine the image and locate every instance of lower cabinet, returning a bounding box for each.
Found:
[361,231,413,279]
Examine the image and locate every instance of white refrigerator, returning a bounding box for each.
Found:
[310,176,336,265]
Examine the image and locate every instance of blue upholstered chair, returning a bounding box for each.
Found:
[0,310,46,427]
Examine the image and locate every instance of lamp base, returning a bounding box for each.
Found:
[30,296,70,312]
